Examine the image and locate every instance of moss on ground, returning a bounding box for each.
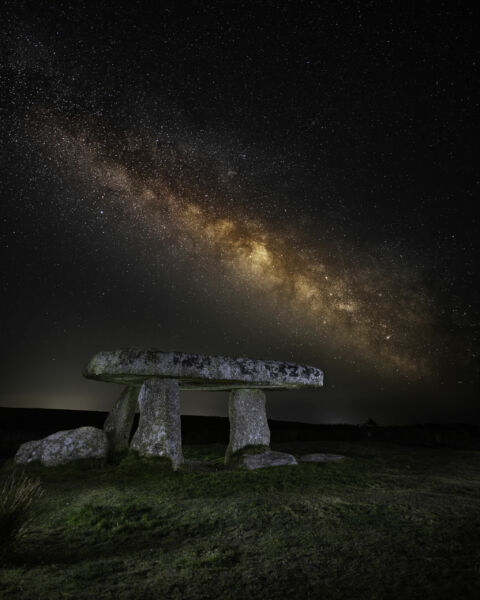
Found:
[1,442,480,599]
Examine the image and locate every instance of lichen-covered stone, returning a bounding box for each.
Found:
[225,389,270,465]
[299,453,345,463]
[130,378,183,469]
[83,348,323,390]
[14,426,108,467]
[239,450,298,470]
[103,386,138,454]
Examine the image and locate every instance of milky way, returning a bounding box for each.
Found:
[39,118,437,378]
[2,3,478,422]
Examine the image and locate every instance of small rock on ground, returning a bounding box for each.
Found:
[299,453,345,463]
[240,450,298,470]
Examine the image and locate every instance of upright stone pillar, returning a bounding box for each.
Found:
[130,378,183,469]
[225,388,270,465]
[103,386,138,454]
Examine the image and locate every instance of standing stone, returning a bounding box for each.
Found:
[225,388,270,465]
[130,378,183,469]
[103,386,138,454]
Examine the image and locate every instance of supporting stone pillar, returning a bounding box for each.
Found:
[130,378,183,469]
[103,386,138,454]
[225,388,270,465]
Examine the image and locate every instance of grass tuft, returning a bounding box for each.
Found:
[0,470,44,561]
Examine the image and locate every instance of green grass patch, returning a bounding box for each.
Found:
[69,558,123,580]
[67,501,160,533]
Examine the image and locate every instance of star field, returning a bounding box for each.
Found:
[1,1,478,422]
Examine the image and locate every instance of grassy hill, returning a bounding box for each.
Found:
[1,441,480,599]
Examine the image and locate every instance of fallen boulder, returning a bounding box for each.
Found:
[14,426,108,467]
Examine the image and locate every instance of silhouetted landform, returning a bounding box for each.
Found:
[1,407,479,458]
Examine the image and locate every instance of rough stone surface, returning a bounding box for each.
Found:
[83,348,323,390]
[130,378,183,468]
[14,426,108,467]
[299,453,345,463]
[240,450,298,470]
[103,386,138,453]
[225,389,270,464]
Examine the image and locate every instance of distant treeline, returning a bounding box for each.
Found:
[0,407,479,457]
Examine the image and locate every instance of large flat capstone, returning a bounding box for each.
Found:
[83,348,324,390]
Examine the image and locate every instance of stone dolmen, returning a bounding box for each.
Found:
[84,349,324,469]
[15,349,325,469]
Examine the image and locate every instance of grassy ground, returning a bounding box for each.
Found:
[1,441,480,599]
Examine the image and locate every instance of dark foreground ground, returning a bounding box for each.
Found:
[1,441,480,600]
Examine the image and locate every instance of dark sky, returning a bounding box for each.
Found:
[1,0,478,424]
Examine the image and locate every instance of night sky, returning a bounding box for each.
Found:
[1,1,478,424]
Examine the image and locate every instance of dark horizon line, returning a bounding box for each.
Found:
[1,406,478,429]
